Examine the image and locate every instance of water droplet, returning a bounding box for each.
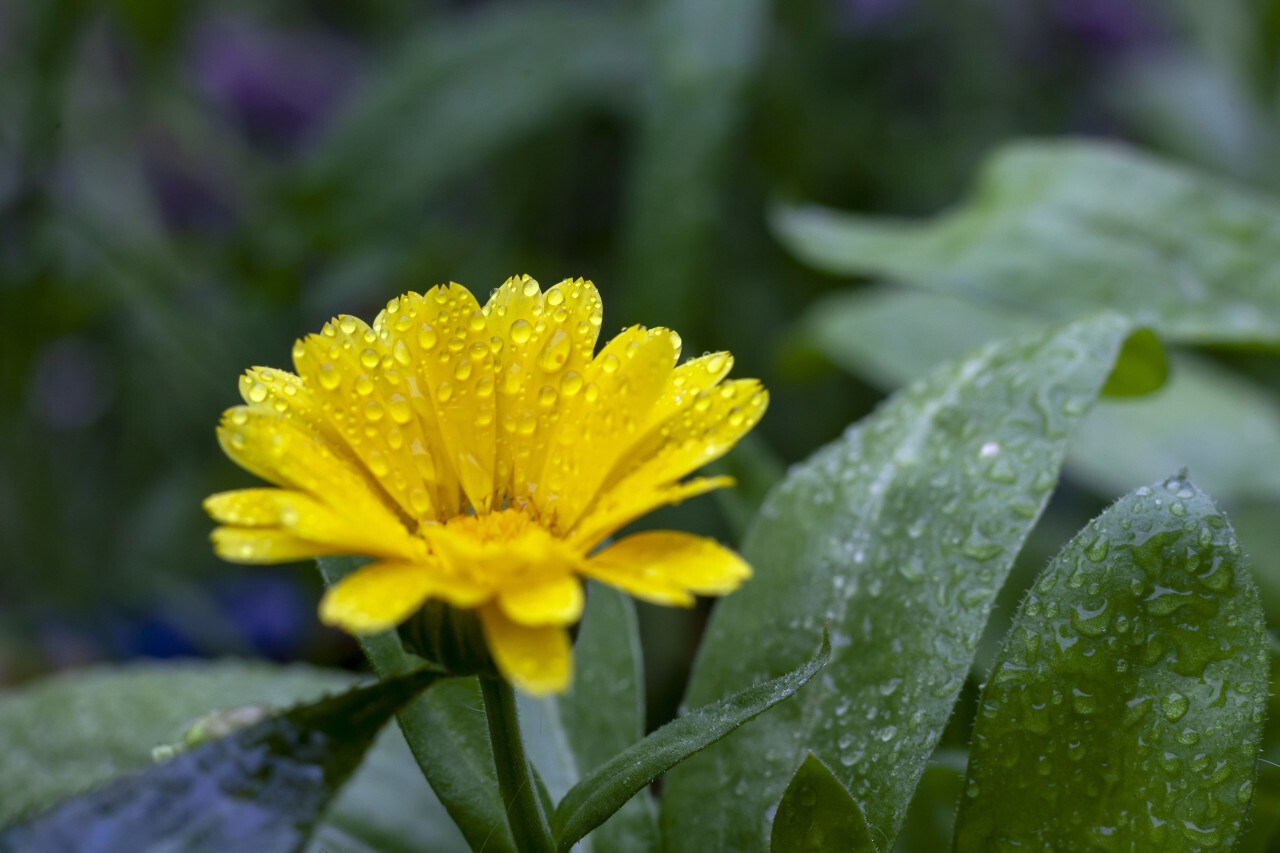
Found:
[539,386,557,407]
[1161,692,1189,722]
[1084,536,1110,562]
[522,279,540,297]
[511,319,533,344]
[601,353,621,374]
[339,316,358,335]
[437,382,454,403]
[419,326,439,350]
[387,395,412,424]
[454,360,473,381]
[247,381,269,403]
[360,348,379,369]
[318,363,341,390]
[393,340,412,366]
[364,400,384,421]
[547,288,565,307]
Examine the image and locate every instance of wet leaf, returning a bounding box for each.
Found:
[0,666,443,853]
[769,753,877,853]
[0,661,467,852]
[553,632,830,851]
[663,314,1131,851]
[803,287,1280,502]
[954,475,1267,851]
[775,140,1280,345]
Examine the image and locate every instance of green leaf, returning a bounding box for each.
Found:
[0,666,442,853]
[769,754,877,853]
[774,140,1280,345]
[521,583,658,853]
[804,287,1280,502]
[318,556,513,853]
[0,660,469,851]
[954,475,1267,851]
[552,632,831,851]
[662,313,1132,851]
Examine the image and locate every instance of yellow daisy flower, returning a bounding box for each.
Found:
[204,276,767,694]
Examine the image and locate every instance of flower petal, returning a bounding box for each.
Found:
[484,276,603,511]
[583,531,752,605]
[204,488,421,561]
[291,311,461,520]
[216,407,412,545]
[542,325,680,529]
[320,561,435,634]
[479,603,572,695]
[498,576,585,626]
[211,527,345,564]
[570,475,734,551]
[604,379,768,498]
[379,285,499,513]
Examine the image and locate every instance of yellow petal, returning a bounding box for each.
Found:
[290,312,459,520]
[216,407,412,545]
[479,603,572,695]
[484,277,602,510]
[376,285,498,512]
[541,325,680,529]
[604,379,768,499]
[203,488,421,561]
[319,561,445,634]
[211,527,344,564]
[569,475,734,552]
[498,576,585,626]
[583,531,752,605]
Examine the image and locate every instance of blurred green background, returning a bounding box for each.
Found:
[3,0,1278,736]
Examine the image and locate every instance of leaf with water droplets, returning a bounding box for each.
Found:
[954,475,1267,851]
[774,140,1280,345]
[0,666,444,853]
[662,313,1132,851]
[552,632,829,852]
[769,753,877,853]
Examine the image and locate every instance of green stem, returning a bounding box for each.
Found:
[481,676,557,853]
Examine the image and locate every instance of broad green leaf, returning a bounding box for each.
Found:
[954,476,1267,851]
[552,632,830,851]
[804,287,1280,501]
[774,140,1280,345]
[769,754,877,853]
[521,583,658,853]
[0,660,466,852]
[0,667,442,853]
[663,314,1132,851]
[318,556,513,853]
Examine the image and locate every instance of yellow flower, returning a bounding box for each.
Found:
[204,276,766,694]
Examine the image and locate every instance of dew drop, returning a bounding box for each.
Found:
[437,382,454,403]
[318,363,341,390]
[419,326,439,350]
[539,386,558,407]
[561,371,584,396]
[455,360,473,381]
[360,348,379,369]
[1162,692,1190,722]
[601,353,621,374]
[511,319,533,344]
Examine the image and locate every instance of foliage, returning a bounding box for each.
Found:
[4,0,1280,851]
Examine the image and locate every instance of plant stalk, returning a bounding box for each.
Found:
[481,676,556,853]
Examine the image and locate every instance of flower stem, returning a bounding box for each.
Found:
[481,676,557,853]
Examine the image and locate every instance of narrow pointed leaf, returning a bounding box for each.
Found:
[663,314,1132,851]
[955,475,1267,850]
[520,584,658,852]
[0,668,441,853]
[774,140,1280,345]
[552,633,830,851]
[318,555,513,853]
[770,754,878,853]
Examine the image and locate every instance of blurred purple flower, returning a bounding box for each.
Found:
[192,16,361,152]
[1050,0,1162,54]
